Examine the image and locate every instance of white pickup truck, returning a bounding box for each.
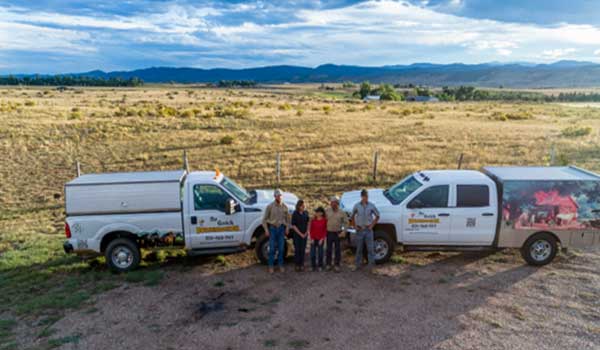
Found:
[341,166,600,266]
[63,169,298,271]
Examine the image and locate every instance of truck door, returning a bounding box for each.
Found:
[186,183,245,248]
[449,184,496,245]
[402,185,451,244]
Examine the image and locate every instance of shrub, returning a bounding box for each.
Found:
[220,135,235,145]
[278,103,292,111]
[179,109,195,118]
[561,126,592,137]
[158,106,177,118]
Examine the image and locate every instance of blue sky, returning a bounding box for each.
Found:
[2,0,600,74]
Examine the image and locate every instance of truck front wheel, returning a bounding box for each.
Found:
[373,231,394,264]
[105,238,141,272]
[255,234,288,265]
[520,233,558,266]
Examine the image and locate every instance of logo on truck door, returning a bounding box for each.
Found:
[196,225,240,234]
[408,212,440,224]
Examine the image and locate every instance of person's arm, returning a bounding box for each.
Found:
[341,212,349,234]
[284,206,290,235]
[368,205,380,230]
[350,204,358,228]
[262,204,271,236]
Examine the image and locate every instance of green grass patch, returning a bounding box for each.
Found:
[561,125,592,137]
[390,255,406,264]
[124,269,164,286]
[47,334,81,348]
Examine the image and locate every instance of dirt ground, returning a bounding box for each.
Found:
[25,247,600,350]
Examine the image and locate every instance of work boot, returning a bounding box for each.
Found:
[351,265,359,272]
[268,267,275,274]
[334,265,341,273]
[279,266,285,273]
[325,265,332,271]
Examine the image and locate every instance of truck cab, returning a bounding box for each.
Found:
[340,170,499,263]
[182,171,297,257]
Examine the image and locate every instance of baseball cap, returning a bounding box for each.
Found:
[274,189,282,196]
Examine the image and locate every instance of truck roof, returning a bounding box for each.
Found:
[419,170,492,184]
[186,171,223,182]
[483,166,600,181]
[66,170,186,186]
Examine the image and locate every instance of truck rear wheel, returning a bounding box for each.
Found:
[520,233,558,266]
[105,238,141,272]
[255,234,288,265]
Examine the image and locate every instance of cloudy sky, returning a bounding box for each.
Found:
[2,0,600,73]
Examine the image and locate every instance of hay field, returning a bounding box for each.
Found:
[1,85,600,348]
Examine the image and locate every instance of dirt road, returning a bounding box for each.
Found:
[43,248,600,350]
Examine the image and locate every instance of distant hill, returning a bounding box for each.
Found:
[28,61,600,87]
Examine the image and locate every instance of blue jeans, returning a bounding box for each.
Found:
[268,225,286,267]
[355,228,375,267]
[310,240,324,268]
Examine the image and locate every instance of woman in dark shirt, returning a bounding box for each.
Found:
[291,199,309,271]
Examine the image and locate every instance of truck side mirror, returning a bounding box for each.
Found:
[225,199,237,215]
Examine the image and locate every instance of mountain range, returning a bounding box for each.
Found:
[26,60,600,87]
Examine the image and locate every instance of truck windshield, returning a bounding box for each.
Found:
[384,175,423,204]
[221,177,252,203]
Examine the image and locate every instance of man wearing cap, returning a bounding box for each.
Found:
[325,196,348,272]
[351,189,380,271]
[262,189,290,274]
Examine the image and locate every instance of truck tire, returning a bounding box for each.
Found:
[105,238,141,272]
[255,234,288,265]
[373,230,395,264]
[520,233,558,266]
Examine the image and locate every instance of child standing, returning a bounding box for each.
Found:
[291,200,309,272]
[309,207,327,271]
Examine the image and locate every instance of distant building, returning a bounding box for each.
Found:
[363,95,381,101]
[406,95,439,102]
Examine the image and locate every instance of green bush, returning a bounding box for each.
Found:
[561,126,592,137]
[220,135,235,145]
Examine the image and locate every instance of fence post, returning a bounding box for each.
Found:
[276,152,281,186]
[183,150,190,172]
[457,153,464,169]
[372,151,379,184]
[75,160,81,177]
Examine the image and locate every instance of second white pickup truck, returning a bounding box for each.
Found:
[341,166,600,266]
[63,169,298,271]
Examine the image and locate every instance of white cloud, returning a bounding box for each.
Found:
[2,0,600,69]
[0,21,93,53]
[541,48,577,59]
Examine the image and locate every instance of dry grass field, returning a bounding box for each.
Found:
[1,84,600,349]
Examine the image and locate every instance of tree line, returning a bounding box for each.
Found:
[355,82,600,102]
[214,80,257,88]
[0,75,143,87]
